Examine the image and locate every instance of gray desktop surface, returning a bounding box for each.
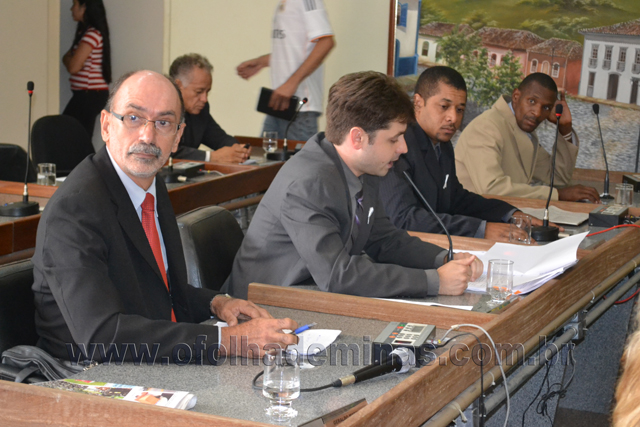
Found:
[71,306,427,426]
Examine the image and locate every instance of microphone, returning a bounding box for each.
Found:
[396,156,454,262]
[282,97,307,160]
[0,82,40,217]
[530,104,562,242]
[335,348,415,387]
[593,104,613,201]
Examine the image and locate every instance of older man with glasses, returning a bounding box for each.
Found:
[32,70,297,365]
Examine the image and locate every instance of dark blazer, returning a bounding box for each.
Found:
[174,103,239,161]
[379,122,516,237]
[225,133,447,300]
[32,147,220,363]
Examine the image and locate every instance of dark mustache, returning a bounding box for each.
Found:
[128,143,161,158]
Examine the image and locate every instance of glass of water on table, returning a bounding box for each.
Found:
[486,259,514,305]
[263,347,300,421]
[262,131,278,154]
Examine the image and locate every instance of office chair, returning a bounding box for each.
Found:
[31,115,95,177]
[177,206,244,291]
[0,143,37,182]
[0,260,45,383]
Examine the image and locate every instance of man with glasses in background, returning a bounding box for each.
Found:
[32,70,297,365]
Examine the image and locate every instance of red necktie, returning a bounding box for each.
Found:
[141,193,176,322]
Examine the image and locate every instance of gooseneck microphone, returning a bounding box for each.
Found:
[334,348,415,387]
[530,104,563,242]
[282,97,308,160]
[593,104,613,200]
[0,82,40,217]
[396,156,454,262]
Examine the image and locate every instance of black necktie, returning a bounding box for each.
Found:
[434,144,442,164]
[353,190,364,244]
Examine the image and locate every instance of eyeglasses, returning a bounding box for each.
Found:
[110,111,181,136]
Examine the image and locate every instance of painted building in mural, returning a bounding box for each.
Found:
[475,27,545,76]
[578,19,640,105]
[526,38,583,95]
[394,0,422,76]
[417,22,473,66]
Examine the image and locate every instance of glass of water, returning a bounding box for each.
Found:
[262,347,300,421]
[486,259,513,305]
[262,131,278,154]
[37,163,56,186]
[509,215,532,245]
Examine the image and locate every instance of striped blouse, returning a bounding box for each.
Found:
[69,27,108,91]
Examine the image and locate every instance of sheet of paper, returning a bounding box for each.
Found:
[289,329,341,356]
[464,232,587,294]
[520,206,588,226]
[376,298,473,311]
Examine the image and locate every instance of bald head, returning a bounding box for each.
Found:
[100,70,186,190]
[106,70,186,123]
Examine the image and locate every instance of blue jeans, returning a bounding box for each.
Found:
[262,112,320,142]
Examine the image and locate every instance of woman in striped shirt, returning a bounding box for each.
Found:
[62,0,111,138]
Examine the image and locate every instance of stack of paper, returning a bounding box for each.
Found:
[464,232,588,295]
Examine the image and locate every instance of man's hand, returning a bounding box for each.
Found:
[209,144,251,164]
[546,91,573,136]
[558,185,600,203]
[237,55,269,80]
[437,254,483,295]
[219,317,299,358]
[210,295,272,326]
[268,80,298,111]
[485,222,516,243]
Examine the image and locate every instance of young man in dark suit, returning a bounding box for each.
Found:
[226,71,482,299]
[32,70,296,364]
[380,66,541,242]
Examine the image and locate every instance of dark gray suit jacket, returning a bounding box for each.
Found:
[174,103,238,161]
[225,133,447,299]
[32,147,220,363]
[379,122,516,237]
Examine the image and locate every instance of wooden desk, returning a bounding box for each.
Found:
[2,224,639,426]
[235,136,306,150]
[0,161,283,259]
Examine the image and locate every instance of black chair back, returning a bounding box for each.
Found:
[0,260,38,355]
[0,143,37,182]
[31,115,95,177]
[177,206,244,291]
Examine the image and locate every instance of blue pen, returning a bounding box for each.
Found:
[293,322,317,335]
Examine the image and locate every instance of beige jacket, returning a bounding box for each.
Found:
[455,95,578,200]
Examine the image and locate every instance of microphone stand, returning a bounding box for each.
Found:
[0,82,40,217]
[266,97,307,161]
[402,169,454,262]
[593,104,613,200]
[530,105,563,242]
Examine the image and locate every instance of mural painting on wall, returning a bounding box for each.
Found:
[394,0,640,171]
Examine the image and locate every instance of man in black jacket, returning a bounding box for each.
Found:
[380,66,538,241]
[170,53,251,163]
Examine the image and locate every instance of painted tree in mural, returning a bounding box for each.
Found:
[437,27,523,107]
[420,1,447,26]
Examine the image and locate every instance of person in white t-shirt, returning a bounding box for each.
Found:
[237,0,335,142]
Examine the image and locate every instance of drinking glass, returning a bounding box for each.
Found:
[486,259,514,305]
[262,131,278,154]
[509,215,532,245]
[262,348,300,421]
[37,163,56,186]
[615,183,634,206]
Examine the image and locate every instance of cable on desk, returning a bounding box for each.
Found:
[586,224,640,237]
[252,370,337,393]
